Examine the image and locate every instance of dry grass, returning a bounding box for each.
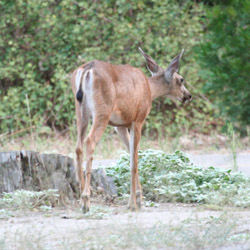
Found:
[1,129,249,160]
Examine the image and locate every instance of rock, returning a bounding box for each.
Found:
[90,168,117,198]
[0,151,117,203]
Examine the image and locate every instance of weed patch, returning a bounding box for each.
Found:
[77,213,249,250]
[106,150,250,207]
[0,189,59,211]
[82,205,112,220]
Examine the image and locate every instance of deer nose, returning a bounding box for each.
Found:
[188,94,192,100]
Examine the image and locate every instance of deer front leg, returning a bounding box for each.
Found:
[128,122,142,210]
[81,116,109,213]
[116,126,143,207]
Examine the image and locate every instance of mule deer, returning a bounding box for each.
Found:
[71,48,192,212]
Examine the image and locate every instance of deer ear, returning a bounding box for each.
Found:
[165,49,184,82]
[138,47,159,75]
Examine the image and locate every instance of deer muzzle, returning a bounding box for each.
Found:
[182,93,192,104]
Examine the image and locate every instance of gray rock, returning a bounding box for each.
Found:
[90,168,117,198]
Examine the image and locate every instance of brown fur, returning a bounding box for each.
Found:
[71,50,192,212]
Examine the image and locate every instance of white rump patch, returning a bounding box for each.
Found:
[84,69,95,116]
[75,69,83,91]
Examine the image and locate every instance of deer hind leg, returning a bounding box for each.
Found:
[81,116,109,213]
[115,127,130,152]
[75,103,89,194]
[128,122,143,210]
[136,173,143,208]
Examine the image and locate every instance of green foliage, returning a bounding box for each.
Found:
[0,189,59,210]
[0,0,215,136]
[196,0,250,131]
[106,149,250,207]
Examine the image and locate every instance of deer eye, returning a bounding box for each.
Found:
[180,78,184,83]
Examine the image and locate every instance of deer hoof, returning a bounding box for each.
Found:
[82,205,89,214]
[128,198,138,211]
[128,204,137,211]
[136,190,143,208]
[81,193,90,214]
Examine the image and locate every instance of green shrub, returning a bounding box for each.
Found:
[0,0,216,136]
[196,0,250,132]
[106,149,250,207]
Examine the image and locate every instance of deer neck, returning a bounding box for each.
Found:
[148,75,169,100]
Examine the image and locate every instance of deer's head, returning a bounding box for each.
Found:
[139,47,192,103]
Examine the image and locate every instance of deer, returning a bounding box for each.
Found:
[71,47,192,213]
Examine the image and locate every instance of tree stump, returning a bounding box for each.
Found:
[0,151,117,203]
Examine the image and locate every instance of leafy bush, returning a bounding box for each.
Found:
[196,0,250,132]
[0,0,216,136]
[106,149,250,207]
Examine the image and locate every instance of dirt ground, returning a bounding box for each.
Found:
[1,202,250,250]
[1,134,250,249]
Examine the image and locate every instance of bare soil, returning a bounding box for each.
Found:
[1,202,250,250]
[1,133,250,249]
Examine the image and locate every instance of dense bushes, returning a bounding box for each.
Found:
[1,0,215,136]
[196,0,250,133]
